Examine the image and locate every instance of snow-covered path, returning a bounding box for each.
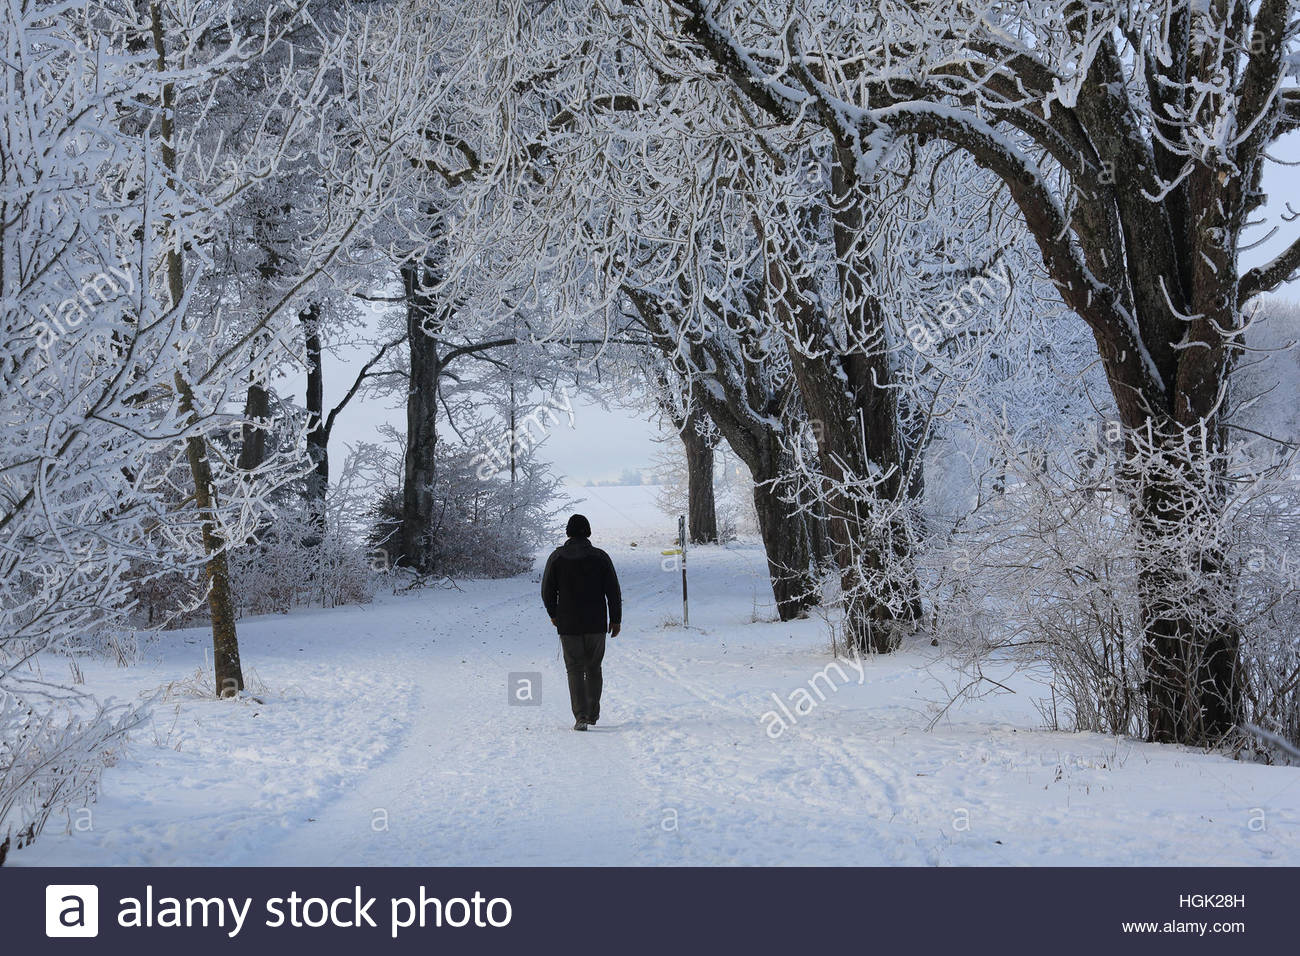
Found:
[12,489,1300,866]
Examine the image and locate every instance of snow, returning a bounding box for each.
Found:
[11,487,1299,867]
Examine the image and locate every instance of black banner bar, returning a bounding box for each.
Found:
[3,867,1285,953]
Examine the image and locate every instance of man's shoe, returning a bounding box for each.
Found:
[587,716,598,726]
[574,719,588,731]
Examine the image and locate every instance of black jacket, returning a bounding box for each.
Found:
[541,537,622,635]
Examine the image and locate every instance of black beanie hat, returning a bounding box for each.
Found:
[566,514,592,538]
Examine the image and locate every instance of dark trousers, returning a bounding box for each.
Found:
[559,632,606,723]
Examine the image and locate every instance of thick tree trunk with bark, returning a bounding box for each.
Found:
[1096,180,1245,743]
[748,438,818,620]
[301,305,328,541]
[400,259,443,574]
[680,402,719,544]
[764,170,918,653]
[1072,62,1248,743]
[1133,455,1241,744]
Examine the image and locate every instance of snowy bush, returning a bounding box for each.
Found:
[1227,472,1300,759]
[228,510,375,615]
[228,443,394,613]
[929,413,1300,751]
[369,442,564,579]
[930,444,1148,737]
[0,693,141,866]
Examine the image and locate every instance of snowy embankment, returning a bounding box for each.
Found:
[12,486,1299,866]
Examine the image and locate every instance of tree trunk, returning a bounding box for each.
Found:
[237,379,270,472]
[1113,400,1242,744]
[1135,468,1241,744]
[805,488,833,566]
[236,366,274,558]
[764,161,917,652]
[681,403,718,544]
[151,2,242,697]
[176,377,245,698]
[750,447,818,621]
[301,305,328,542]
[400,259,443,574]
[626,288,816,620]
[1094,174,1245,744]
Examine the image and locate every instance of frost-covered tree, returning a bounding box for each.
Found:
[316,1,616,574]
[0,0,302,854]
[624,0,1300,744]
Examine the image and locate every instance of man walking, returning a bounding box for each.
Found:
[541,514,622,731]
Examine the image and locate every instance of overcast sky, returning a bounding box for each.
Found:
[316,352,665,488]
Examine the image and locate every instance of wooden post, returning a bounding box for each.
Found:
[679,514,688,626]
